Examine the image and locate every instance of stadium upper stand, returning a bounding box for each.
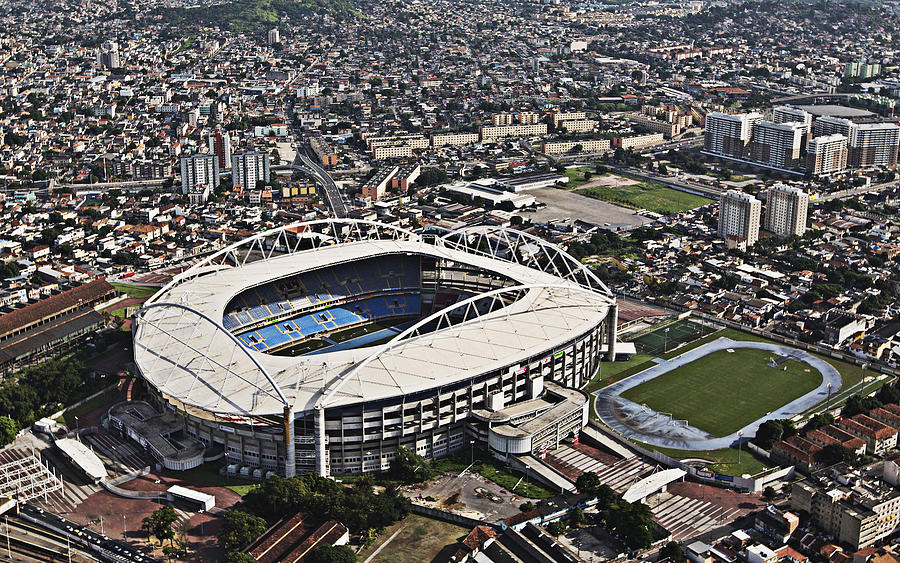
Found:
[223,254,420,331]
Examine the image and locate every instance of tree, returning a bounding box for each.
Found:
[519,501,535,512]
[219,510,267,551]
[803,412,834,434]
[569,507,585,526]
[817,443,856,466]
[754,419,795,450]
[225,553,256,563]
[390,446,432,483]
[416,167,448,187]
[878,383,900,405]
[546,521,566,537]
[763,486,777,501]
[843,394,882,417]
[142,505,178,546]
[0,416,17,446]
[510,215,524,226]
[659,541,683,562]
[308,545,357,563]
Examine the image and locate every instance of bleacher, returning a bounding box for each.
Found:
[223,255,421,331]
[237,294,422,352]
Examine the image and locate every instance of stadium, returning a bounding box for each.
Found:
[131,220,620,477]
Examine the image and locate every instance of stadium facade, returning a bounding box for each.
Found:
[131,220,619,477]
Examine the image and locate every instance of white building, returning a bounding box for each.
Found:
[718,190,761,247]
[267,28,280,45]
[231,152,271,190]
[179,154,220,195]
[704,112,762,158]
[765,184,808,237]
[806,134,848,175]
[749,121,806,169]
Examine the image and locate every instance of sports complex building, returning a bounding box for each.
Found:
[131,220,620,477]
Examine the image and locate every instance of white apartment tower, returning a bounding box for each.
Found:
[704,112,762,159]
[749,121,806,170]
[772,106,812,129]
[180,154,220,195]
[765,184,809,238]
[232,152,271,190]
[267,28,280,45]
[718,190,761,247]
[806,134,848,175]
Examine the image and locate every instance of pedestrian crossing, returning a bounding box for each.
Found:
[646,492,741,540]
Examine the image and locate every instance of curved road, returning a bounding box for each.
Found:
[594,337,842,450]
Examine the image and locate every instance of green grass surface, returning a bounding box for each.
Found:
[631,319,713,355]
[563,166,595,188]
[355,514,468,563]
[621,348,820,436]
[161,463,258,496]
[56,387,122,427]
[649,445,769,477]
[576,182,711,214]
[583,355,653,395]
[111,283,158,299]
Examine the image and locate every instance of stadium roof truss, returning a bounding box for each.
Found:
[0,454,65,503]
[134,220,616,416]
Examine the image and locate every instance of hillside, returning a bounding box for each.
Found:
[158,0,358,32]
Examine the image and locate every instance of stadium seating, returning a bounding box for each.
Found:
[224,255,422,331]
[236,292,422,353]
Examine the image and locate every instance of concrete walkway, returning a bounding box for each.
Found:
[594,337,842,450]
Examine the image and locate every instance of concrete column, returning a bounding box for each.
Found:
[314,404,327,477]
[284,406,296,478]
[607,302,618,361]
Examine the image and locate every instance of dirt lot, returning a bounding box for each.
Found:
[403,471,527,523]
[529,187,653,231]
[356,514,469,563]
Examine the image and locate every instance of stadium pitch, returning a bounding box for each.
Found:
[595,337,842,450]
[621,347,820,436]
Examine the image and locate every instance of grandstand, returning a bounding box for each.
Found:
[133,221,620,477]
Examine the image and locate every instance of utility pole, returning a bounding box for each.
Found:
[5,516,11,560]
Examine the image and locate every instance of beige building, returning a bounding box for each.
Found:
[806,134,848,175]
[718,190,761,247]
[372,144,413,160]
[764,184,808,237]
[541,139,611,155]
[559,119,599,134]
[480,123,548,142]
[552,111,588,127]
[629,114,682,138]
[491,114,514,126]
[791,467,900,550]
[613,132,665,150]
[431,132,480,148]
[704,112,763,159]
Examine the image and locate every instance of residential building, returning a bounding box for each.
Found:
[431,132,479,148]
[772,106,813,129]
[613,132,665,150]
[765,184,808,237]
[267,28,280,45]
[718,190,761,247]
[558,119,598,133]
[361,166,399,201]
[480,124,548,142]
[540,139,611,155]
[179,154,220,195]
[791,466,900,550]
[231,152,271,190]
[807,134,848,175]
[704,112,762,158]
[208,130,232,171]
[749,121,806,170]
[851,123,900,168]
[97,41,120,69]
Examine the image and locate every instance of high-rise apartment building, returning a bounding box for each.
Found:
[704,112,762,159]
[208,130,232,171]
[232,152,271,190]
[98,41,121,69]
[267,28,280,45]
[765,184,808,237]
[813,116,854,139]
[180,155,220,195]
[718,190,761,247]
[749,121,806,170]
[806,134,848,175]
[772,106,812,129]
[851,123,900,168]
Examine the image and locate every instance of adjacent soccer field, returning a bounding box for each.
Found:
[620,348,822,436]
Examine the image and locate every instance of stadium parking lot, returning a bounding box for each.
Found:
[403,471,526,522]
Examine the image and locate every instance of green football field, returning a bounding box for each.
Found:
[620,347,822,436]
[631,319,712,355]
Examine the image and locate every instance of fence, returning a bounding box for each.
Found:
[410,504,491,529]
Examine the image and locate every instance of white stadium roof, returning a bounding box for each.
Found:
[133,221,614,417]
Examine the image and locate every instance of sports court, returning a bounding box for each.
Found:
[629,319,712,355]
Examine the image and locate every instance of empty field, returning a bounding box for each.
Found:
[356,514,469,563]
[577,181,711,214]
[621,348,821,436]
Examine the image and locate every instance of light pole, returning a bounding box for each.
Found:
[826,382,833,411]
[737,431,744,465]
[5,516,11,560]
[664,327,669,354]
[470,440,475,467]
[123,514,126,539]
